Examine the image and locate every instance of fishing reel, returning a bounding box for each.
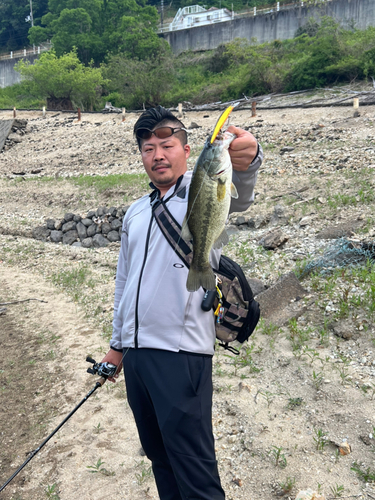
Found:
[86,356,118,379]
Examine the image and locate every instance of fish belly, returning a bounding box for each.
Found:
[186,168,231,292]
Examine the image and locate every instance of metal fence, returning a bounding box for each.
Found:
[0,43,52,61]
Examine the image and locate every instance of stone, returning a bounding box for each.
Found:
[226,225,239,237]
[259,229,288,249]
[13,118,27,129]
[54,220,63,230]
[189,121,201,129]
[101,222,111,234]
[46,218,55,230]
[116,208,124,218]
[72,242,82,247]
[81,218,93,227]
[256,272,308,325]
[64,212,75,222]
[111,219,122,231]
[236,216,248,226]
[360,434,372,446]
[87,210,96,219]
[299,216,311,227]
[107,230,121,242]
[254,214,269,229]
[269,204,289,226]
[63,229,78,245]
[108,207,117,216]
[76,222,87,240]
[73,214,82,223]
[280,146,294,154]
[87,224,97,237]
[8,134,22,143]
[329,321,354,340]
[62,220,77,233]
[32,226,50,241]
[248,278,266,296]
[82,237,93,248]
[93,234,109,248]
[316,220,364,239]
[97,206,108,217]
[50,230,63,243]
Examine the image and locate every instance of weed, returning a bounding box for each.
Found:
[269,445,287,468]
[335,364,351,386]
[287,397,303,410]
[329,483,344,497]
[279,476,295,494]
[312,370,324,390]
[260,390,275,408]
[313,428,327,451]
[134,459,153,485]
[351,461,375,482]
[71,173,149,193]
[86,458,115,476]
[288,318,310,351]
[93,423,102,434]
[259,318,278,337]
[45,483,60,500]
[50,265,95,302]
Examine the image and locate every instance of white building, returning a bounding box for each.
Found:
[167,5,233,31]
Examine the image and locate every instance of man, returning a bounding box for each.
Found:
[101,106,262,500]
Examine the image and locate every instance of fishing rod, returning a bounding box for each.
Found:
[0,357,117,495]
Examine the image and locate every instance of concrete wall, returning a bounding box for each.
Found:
[0,119,14,150]
[0,54,39,89]
[163,0,375,54]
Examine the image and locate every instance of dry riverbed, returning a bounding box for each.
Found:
[1,105,375,500]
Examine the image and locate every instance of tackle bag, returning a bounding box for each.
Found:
[213,255,260,353]
[151,191,260,354]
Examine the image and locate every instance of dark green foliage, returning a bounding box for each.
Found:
[102,43,175,108]
[15,49,107,110]
[0,0,49,51]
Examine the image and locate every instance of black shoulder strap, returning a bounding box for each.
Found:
[151,189,193,269]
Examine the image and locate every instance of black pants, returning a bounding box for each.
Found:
[123,348,225,500]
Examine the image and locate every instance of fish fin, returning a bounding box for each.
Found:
[181,216,193,242]
[186,264,216,292]
[217,182,226,202]
[231,182,239,199]
[213,228,229,249]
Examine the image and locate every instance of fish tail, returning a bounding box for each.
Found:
[186,263,216,292]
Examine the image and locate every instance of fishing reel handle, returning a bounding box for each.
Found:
[86,357,118,379]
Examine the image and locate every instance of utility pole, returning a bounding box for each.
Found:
[161,0,164,30]
[30,0,34,26]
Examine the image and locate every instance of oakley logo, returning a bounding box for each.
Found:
[173,263,184,269]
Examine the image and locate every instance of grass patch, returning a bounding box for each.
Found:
[71,173,149,192]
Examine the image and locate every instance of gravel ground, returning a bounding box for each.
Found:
[1,104,375,500]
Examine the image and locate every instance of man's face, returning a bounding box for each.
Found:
[140,125,190,196]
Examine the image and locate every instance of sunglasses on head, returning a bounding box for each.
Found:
[136,126,188,141]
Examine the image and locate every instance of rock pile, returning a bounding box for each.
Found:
[2,118,28,151]
[32,205,128,248]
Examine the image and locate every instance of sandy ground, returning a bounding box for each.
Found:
[1,104,375,500]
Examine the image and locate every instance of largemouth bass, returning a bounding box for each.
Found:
[182,106,238,292]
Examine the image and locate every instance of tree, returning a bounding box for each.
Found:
[103,43,175,108]
[15,49,107,109]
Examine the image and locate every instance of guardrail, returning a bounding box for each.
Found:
[158,0,331,32]
[0,43,52,61]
